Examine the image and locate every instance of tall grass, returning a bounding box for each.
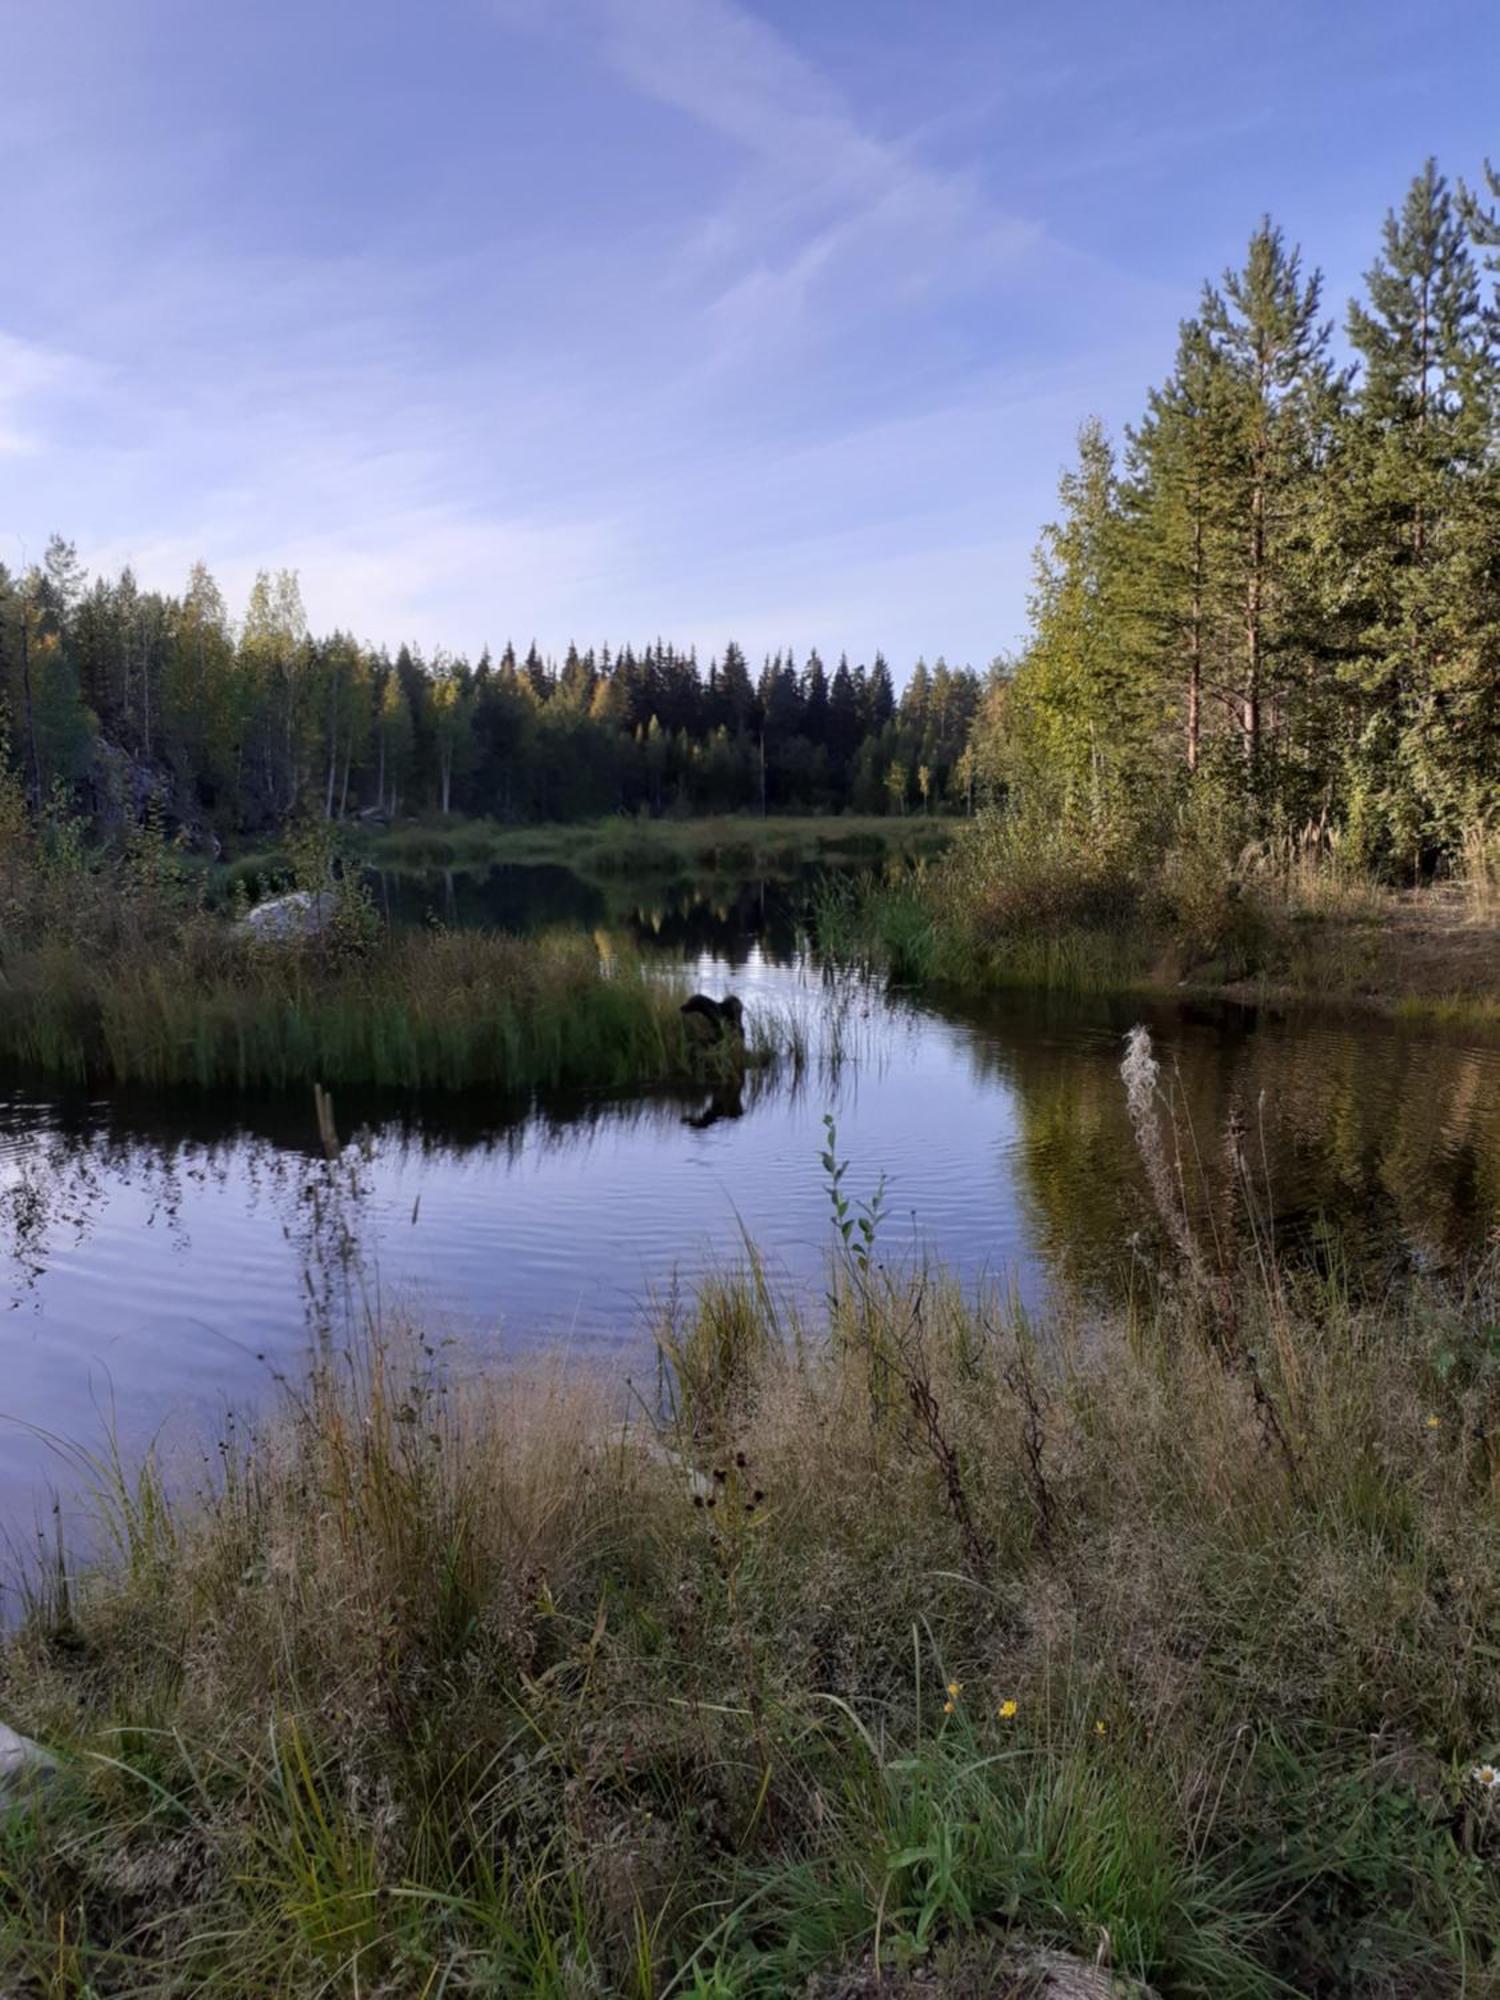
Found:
[1462,821,1500,924]
[0,807,781,1091]
[4,1210,1499,1991]
[822,804,1500,1014]
[0,925,778,1092]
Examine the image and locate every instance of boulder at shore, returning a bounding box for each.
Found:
[234,889,335,943]
[0,1719,56,1813]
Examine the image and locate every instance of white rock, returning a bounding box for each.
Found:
[235,889,335,943]
[0,1719,56,1811]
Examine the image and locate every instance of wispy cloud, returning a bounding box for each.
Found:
[0,333,96,460]
[10,0,1463,666]
[508,0,1042,354]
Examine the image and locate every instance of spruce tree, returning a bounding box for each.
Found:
[1124,317,1241,778]
[1202,220,1339,813]
[1342,160,1495,862]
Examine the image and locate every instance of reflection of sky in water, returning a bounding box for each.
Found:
[0,899,1496,1554]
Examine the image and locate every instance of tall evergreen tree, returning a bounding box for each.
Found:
[1201,221,1339,809]
[1342,161,1496,860]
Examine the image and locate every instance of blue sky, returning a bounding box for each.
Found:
[2,0,1496,673]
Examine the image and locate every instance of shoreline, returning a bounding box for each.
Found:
[4,1243,1499,1994]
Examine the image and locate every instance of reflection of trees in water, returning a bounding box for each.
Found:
[0,1055,827,1306]
[0,1098,378,1325]
[0,1116,192,1302]
[939,991,1500,1292]
[0,1139,108,1294]
[373,860,836,969]
[0,988,1491,1317]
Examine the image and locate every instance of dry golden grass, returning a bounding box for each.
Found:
[4,1236,1500,1995]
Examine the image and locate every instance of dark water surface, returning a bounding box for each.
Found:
[1,861,1497,1537]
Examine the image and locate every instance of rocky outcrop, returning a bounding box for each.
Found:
[85,736,222,855]
[86,737,169,834]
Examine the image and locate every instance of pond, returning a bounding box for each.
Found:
[0,859,1496,1546]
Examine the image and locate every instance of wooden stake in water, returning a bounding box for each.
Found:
[313,1083,340,1162]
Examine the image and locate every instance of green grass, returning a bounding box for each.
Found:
[357,813,956,879]
[0,925,778,1092]
[4,1232,1500,1995]
[819,811,1500,1019]
[0,816,800,1092]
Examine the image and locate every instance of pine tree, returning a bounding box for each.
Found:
[828,655,861,774]
[801,649,830,748]
[1001,420,1148,825]
[865,654,896,731]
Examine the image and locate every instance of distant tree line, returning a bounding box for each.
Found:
[7,156,1496,871]
[972,157,1500,874]
[0,545,983,841]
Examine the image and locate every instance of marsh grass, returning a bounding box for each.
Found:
[0,808,784,1092]
[0,923,770,1092]
[360,814,955,880]
[823,807,1500,1014]
[4,1211,1500,1994]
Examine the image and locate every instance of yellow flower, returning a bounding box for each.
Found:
[1095,1719,1107,1737]
[1427,1414,1442,1430]
[946,1680,962,1699]
[942,1699,955,1715]
[998,1698,1018,1720]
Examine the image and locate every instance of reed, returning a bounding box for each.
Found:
[0,925,781,1092]
[0,812,785,1092]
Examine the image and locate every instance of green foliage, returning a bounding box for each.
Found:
[969,167,1500,885]
[0,814,793,1090]
[0,553,985,847]
[821,1113,887,1276]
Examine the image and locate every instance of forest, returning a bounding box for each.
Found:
[978,156,1500,878]
[0,550,983,835]
[1,157,1497,874]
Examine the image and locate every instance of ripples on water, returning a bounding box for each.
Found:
[0,860,1495,1534]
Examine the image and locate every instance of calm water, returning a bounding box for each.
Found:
[0,862,1496,1541]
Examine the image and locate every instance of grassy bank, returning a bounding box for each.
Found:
[4,1118,1500,1992]
[0,925,769,1092]
[354,813,956,880]
[817,811,1500,1024]
[0,815,791,1092]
